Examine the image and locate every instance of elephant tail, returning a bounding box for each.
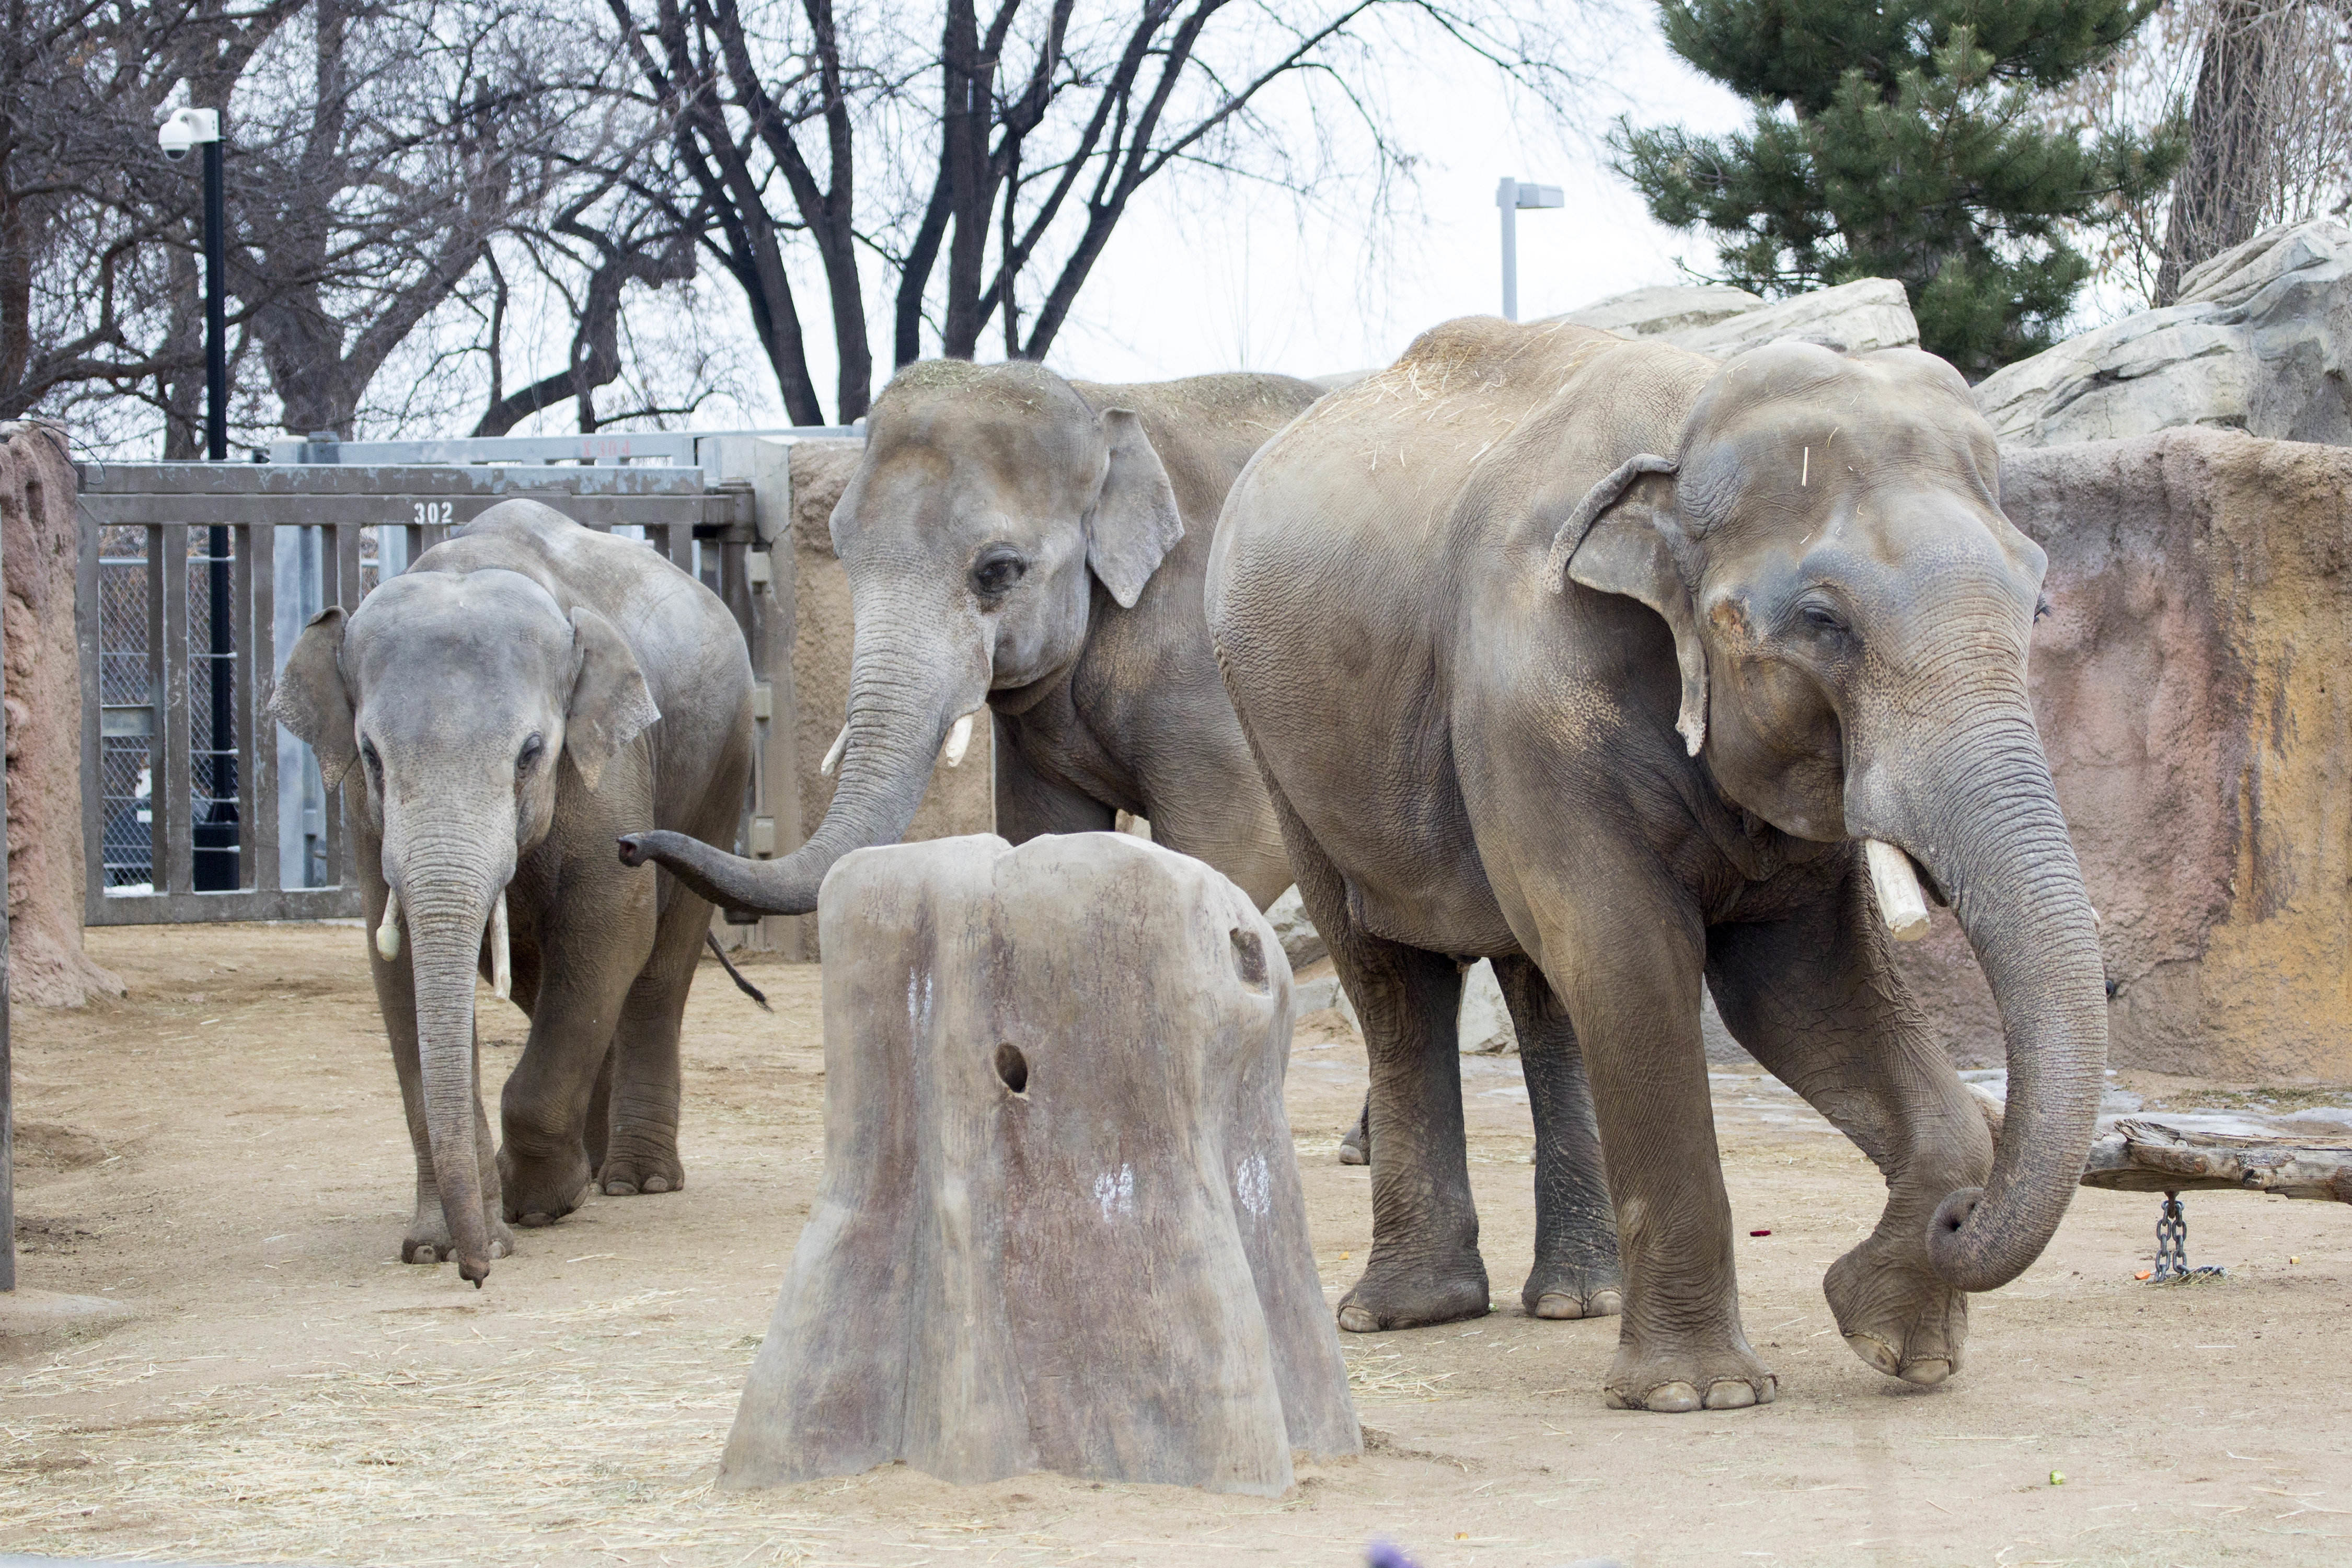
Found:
[704,930,773,1013]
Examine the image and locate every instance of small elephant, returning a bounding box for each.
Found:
[620,359,1320,916]
[1208,320,2106,1410]
[271,500,753,1284]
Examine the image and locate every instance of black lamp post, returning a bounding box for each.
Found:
[158,107,238,890]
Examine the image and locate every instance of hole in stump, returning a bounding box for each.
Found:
[1230,927,1268,989]
[994,1042,1029,1095]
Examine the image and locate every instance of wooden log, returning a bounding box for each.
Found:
[1968,1087,2352,1201]
[719,832,1359,1495]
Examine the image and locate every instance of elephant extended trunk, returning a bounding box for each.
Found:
[622,633,983,914]
[404,874,499,1285]
[1871,705,2107,1295]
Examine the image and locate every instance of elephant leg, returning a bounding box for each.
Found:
[585,1043,615,1175]
[1705,857,1994,1388]
[1536,854,1771,1412]
[498,910,650,1227]
[1265,780,1486,1331]
[1339,1094,1370,1166]
[1493,955,1621,1320]
[993,716,1116,841]
[597,896,710,1197]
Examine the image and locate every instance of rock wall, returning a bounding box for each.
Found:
[785,441,994,956]
[1899,428,2352,1081]
[1975,221,2352,449]
[0,425,121,1008]
[1557,276,1921,359]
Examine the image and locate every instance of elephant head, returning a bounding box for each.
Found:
[1551,340,2103,1294]
[619,359,1181,913]
[271,570,658,1283]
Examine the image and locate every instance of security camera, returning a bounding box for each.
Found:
[157,108,221,163]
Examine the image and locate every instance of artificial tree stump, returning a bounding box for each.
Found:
[720,832,1358,1495]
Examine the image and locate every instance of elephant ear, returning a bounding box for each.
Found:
[564,606,661,792]
[268,606,360,788]
[1549,453,1709,758]
[1083,407,1184,608]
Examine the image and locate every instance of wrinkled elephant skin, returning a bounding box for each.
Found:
[271,501,753,1284]
[1207,320,2107,1410]
[618,361,1317,917]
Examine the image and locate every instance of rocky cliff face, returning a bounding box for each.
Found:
[1975,221,2352,448]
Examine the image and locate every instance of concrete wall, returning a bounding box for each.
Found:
[0,425,120,1006]
[1900,428,2352,1082]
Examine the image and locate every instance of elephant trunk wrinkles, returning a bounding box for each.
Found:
[629,625,981,915]
[1863,693,2106,1294]
[402,866,501,1286]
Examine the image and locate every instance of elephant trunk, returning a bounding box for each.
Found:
[1857,694,2107,1295]
[624,618,984,914]
[399,859,504,1286]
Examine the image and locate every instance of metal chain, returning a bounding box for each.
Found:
[2152,1191,2190,1281]
[2149,1189,2225,1283]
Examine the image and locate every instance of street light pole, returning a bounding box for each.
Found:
[1495,176,1564,321]
[158,107,238,887]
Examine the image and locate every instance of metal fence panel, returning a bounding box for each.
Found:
[74,465,754,927]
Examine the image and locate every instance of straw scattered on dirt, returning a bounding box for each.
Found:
[4,921,2350,1566]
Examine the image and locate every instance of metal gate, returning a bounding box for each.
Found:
[74,462,762,926]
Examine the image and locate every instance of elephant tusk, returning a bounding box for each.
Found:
[941,711,976,768]
[1863,839,1931,943]
[820,723,848,777]
[491,891,512,1001]
[376,887,401,962]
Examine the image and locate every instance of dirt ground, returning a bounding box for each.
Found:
[4,922,2350,1567]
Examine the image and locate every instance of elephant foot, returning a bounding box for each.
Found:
[1337,1096,1370,1166]
[499,1147,594,1230]
[402,1202,515,1265]
[1335,1250,1490,1332]
[598,1150,685,1198]
[1824,1236,1968,1387]
[1523,1256,1623,1320]
[1603,1333,1777,1413]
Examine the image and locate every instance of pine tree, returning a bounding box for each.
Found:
[1617,1,2185,377]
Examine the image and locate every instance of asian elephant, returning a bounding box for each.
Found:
[270,500,753,1284]
[1206,319,2106,1411]
[618,360,1319,917]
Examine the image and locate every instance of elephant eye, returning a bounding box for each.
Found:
[970,547,1028,599]
[361,739,382,777]
[1797,602,1848,637]
[2035,594,2054,622]
[517,734,544,773]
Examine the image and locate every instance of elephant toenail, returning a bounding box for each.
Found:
[520,1211,555,1228]
[1844,1333,1902,1376]
[1602,1389,1632,1410]
[642,1175,672,1194]
[1703,1379,1758,1410]
[1336,1145,1367,1167]
[1645,1380,1702,1413]
[1336,1305,1381,1333]
[1586,1289,1623,1317]
[488,1239,512,1259]
[1899,1358,1952,1387]
[1534,1292,1581,1319]
[606,1180,638,1196]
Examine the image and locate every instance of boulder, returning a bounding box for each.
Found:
[1263,884,1327,969]
[721,833,1358,1494]
[1553,276,1921,359]
[1897,428,2352,1081]
[0,424,121,1007]
[1974,221,2352,449]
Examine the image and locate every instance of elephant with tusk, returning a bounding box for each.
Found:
[619,359,1322,919]
[271,500,753,1285]
[1207,319,2107,1410]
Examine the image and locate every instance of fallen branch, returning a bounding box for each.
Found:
[1968,1089,2352,1202]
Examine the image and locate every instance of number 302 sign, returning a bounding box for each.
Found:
[410,500,455,526]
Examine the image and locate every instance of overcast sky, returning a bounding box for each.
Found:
[1044,11,1753,386]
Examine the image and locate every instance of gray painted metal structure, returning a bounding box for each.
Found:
[71,461,770,928]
